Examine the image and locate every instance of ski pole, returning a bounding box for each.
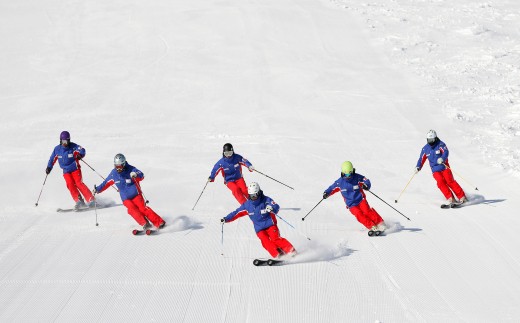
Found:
[275,213,311,240]
[395,171,417,203]
[220,222,224,256]
[133,178,149,204]
[81,159,119,192]
[443,163,478,190]
[35,174,48,206]
[254,169,294,190]
[192,180,209,210]
[301,198,324,221]
[94,197,99,226]
[366,189,411,221]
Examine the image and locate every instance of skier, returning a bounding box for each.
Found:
[46,131,95,210]
[415,130,467,207]
[93,153,165,231]
[208,143,254,204]
[322,161,387,234]
[221,182,296,259]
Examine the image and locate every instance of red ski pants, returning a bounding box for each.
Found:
[226,177,248,204]
[348,199,384,229]
[256,225,295,258]
[63,169,94,203]
[432,168,465,200]
[123,194,165,227]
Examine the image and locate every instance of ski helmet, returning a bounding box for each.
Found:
[248,182,262,200]
[426,129,438,145]
[60,131,70,146]
[341,161,354,178]
[114,153,127,172]
[223,143,234,158]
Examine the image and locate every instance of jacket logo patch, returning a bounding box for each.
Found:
[125,179,131,183]
[68,154,73,158]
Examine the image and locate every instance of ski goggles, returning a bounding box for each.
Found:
[61,139,69,145]
[249,193,259,200]
[223,151,233,157]
[427,137,436,144]
[342,172,352,178]
[115,164,125,172]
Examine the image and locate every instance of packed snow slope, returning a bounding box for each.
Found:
[1,0,519,322]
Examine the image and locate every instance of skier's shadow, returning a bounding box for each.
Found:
[466,194,506,207]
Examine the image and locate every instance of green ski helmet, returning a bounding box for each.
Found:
[341,161,354,178]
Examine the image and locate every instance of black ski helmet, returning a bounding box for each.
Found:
[223,143,234,157]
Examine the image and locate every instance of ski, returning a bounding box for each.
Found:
[145,229,157,235]
[267,259,284,266]
[253,259,269,266]
[57,204,121,213]
[132,229,146,235]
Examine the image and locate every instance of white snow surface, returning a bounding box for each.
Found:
[1,0,519,322]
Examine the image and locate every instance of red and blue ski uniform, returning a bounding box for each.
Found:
[324,173,384,229]
[416,138,466,201]
[223,194,295,258]
[209,153,253,204]
[47,142,94,203]
[94,163,165,228]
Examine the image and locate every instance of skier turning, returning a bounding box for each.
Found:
[46,131,95,210]
[322,161,387,234]
[221,182,296,259]
[415,130,467,207]
[93,153,165,231]
[208,143,254,204]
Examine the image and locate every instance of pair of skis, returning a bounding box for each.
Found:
[253,258,284,266]
[440,201,465,209]
[132,229,158,236]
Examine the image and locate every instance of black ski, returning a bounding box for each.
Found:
[267,259,284,266]
[253,259,269,266]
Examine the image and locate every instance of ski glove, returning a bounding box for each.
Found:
[76,154,82,160]
[437,157,444,165]
[208,177,214,183]
[322,192,328,199]
[265,205,273,213]
[220,218,225,223]
[130,171,137,178]
[361,183,369,190]
[248,166,255,172]
[414,167,420,174]
[92,185,97,195]
[45,167,52,174]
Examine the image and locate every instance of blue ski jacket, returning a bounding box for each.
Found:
[416,138,450,173]
[223,194,280,233]
[47,142,85,174]
[209,153,253,183]
[94,163,144,201]
[324,173,371,208]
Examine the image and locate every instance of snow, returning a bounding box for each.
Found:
[1,0,519,321]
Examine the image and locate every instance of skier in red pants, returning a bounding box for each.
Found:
[415,130,467,207]
[93,153,165,231]
[222,182,296,259]
[323,161,387,234]
[208,143,254,204]
[46,131,95,210]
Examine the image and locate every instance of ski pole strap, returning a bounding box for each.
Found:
[254,169,294,190]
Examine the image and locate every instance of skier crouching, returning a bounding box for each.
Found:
[323,161,387,234]
[93,153,165,231]
[221,182,296,259]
